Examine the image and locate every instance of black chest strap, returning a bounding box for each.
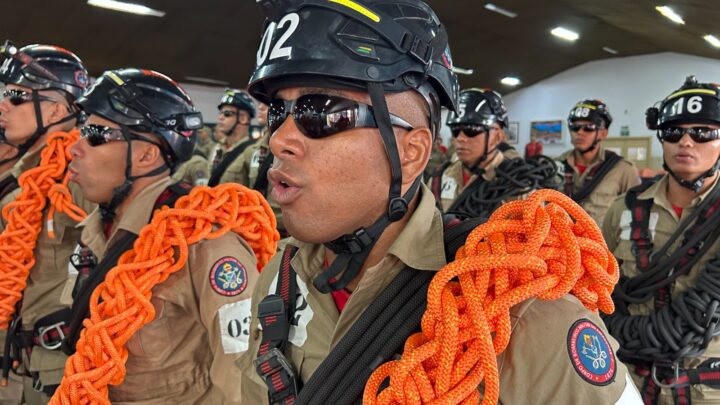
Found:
[0,175,19,202]
[208,138,255,187]
[255,246,300,405]
[563,150,622,203]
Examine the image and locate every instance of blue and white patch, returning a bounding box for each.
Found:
[210,256,248,296]
[567,319,616,386]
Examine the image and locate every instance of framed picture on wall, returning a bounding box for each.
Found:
[507,121,519,144]
[530,120,563,144]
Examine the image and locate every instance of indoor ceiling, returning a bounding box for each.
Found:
[2,0,719,93]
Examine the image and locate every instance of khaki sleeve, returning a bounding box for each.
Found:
[497,296,638,404]
[188,232,260,404]
[602,197,625,253]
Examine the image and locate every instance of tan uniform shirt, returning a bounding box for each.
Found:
[172,154,210,186]
[430,151,507,212]
[210,136,257,187]
[238,185,639,404]
[556,145,639,227]
[603,174,720,403]
[78,177,258,404]
[196,137,216,161]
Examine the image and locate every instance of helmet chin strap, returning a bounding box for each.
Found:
[464,133,497,176]
[577,128,601,155]
[13,90,78,160]
[663,159,720,193]
[99,125,168,223]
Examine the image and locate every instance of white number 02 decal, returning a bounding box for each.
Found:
[256,13,300,66]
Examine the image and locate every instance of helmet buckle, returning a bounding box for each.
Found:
[388,197,408,222]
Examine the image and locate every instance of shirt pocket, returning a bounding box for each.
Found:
[126,298,173,364]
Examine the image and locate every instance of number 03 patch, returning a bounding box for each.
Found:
[566,319,616,386]
[210,257,248,296]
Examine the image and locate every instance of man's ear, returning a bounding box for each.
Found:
[397,127,432,189]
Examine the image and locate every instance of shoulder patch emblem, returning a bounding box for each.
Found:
[210,256,248,296]
[567,319,616,386]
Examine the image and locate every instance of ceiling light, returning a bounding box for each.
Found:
[501,77,521,86]
[551,27,579,42]
[484,3,518,18]
[602,46,619,55]
[704,35,720,48]
[87,0,166,17]
[452,67,474,75]
[655,6,684,25]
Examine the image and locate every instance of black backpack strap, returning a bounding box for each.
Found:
[0,175,18,201]
[255,246,301,405]
[208,138,256,187]
[571,150,623,203]
[253,152,274,195]
[295,216,481,404]
[61,182,192,355]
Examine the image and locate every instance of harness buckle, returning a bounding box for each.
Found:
[651,361,681,389]
[37,322,66,351]
[32,373,43,393]
[254,348,299,404]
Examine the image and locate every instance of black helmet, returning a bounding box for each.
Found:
[447,88,509,128]
[218,88,256,117]
[568,99,612,128]
[249,0,458,294]
[646,75,720,130]
[77,68,203,166]
[0,41,89,100]
[248,0,459,132]
[646,76,720,193]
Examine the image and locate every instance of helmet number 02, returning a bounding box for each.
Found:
[669,95,703,116]
[256,13,300,66]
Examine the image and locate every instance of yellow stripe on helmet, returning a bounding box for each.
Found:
[328,0,381,23]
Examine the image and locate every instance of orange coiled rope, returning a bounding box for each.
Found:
[363,189,619,405]
[50,183,279,405]
[0,130,86,330]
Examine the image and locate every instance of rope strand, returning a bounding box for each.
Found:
[0,130,87,329]
[363,189,619,405]
[50,183,279,405]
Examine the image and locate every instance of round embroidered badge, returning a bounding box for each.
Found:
[210,256,248,296]
[566,319,616,386]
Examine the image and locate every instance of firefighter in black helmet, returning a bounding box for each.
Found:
[0,41,95,404]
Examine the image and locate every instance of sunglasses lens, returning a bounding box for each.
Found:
[267,99,287,134]
[452,125,486,138]
[3,90,27,106]
[293,95,358,139]
[662,127,720,143]
[660,128,684,143]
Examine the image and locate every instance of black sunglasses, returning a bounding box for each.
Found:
[2,89,56,106]
[569,123,601,133]
[659,127,720,144]
[451,124,497,138]
[219,110,238,118]
[267,94,414,139]
[80,124,160,147]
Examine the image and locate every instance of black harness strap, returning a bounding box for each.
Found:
[208,138,256,187]
[563,150,622,203]
[0,175,19,202]
[60,182,191,355]
[255,246,300,405]
[253,152,274,196]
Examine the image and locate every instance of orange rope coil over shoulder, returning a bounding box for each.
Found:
[50,183,279,405]
[0,130,86,330]
[363,189,619,405]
